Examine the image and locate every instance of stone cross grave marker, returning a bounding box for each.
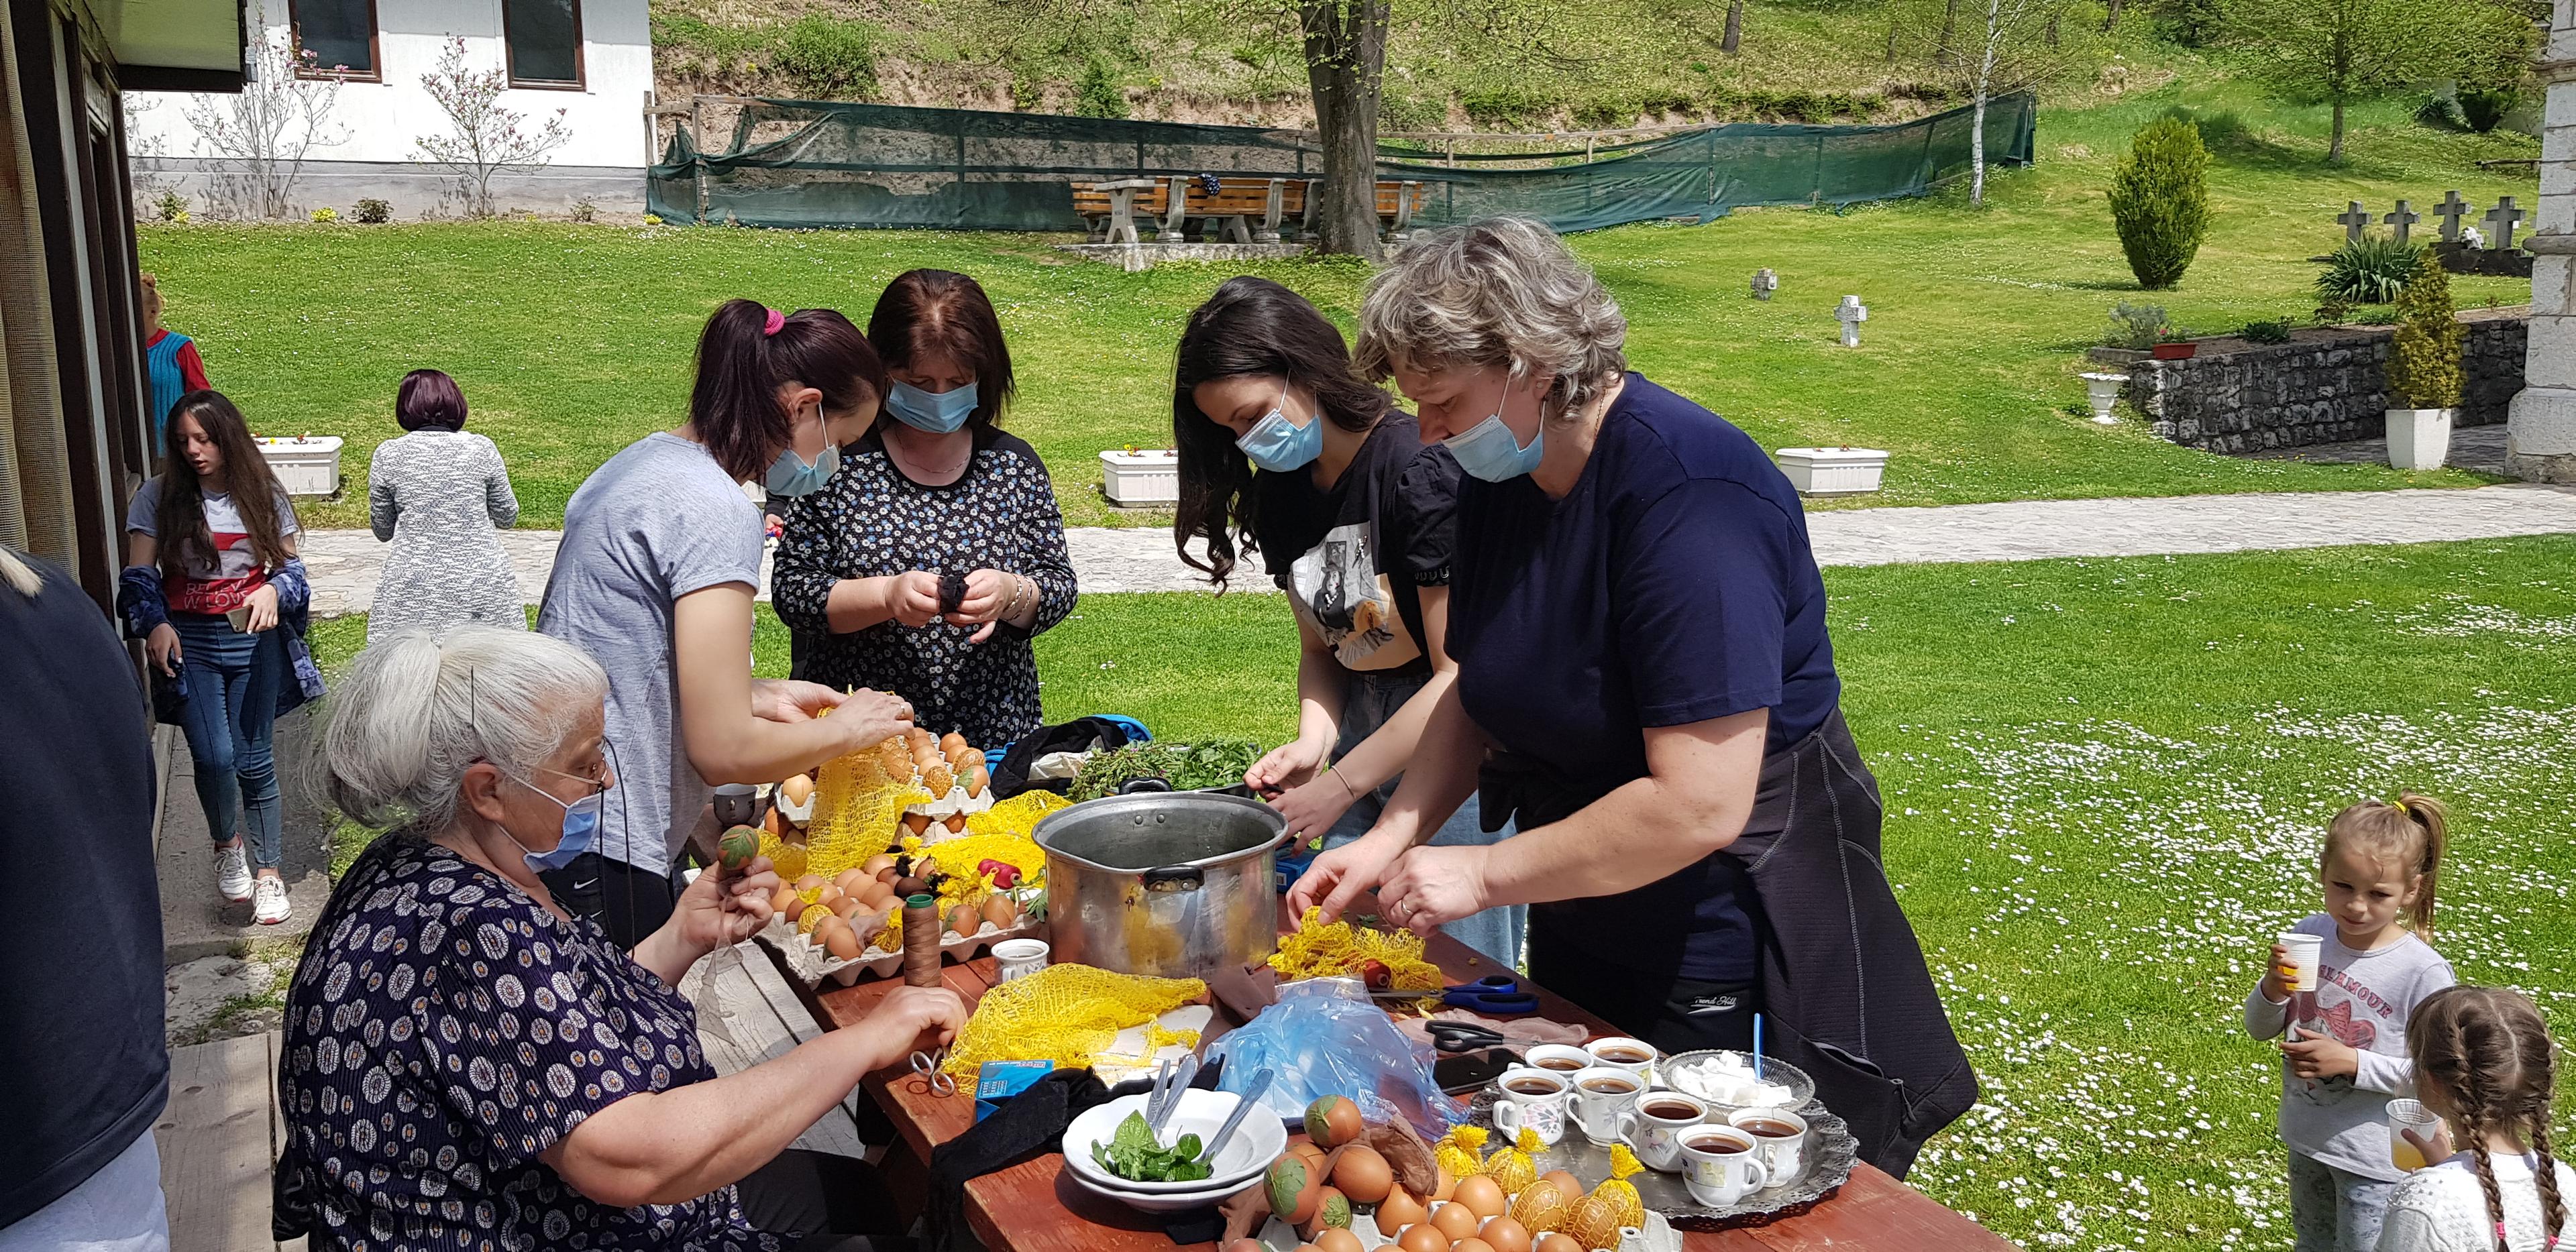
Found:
[2337,201,2374,241]
[1835,295,1868,347]
[2481,196,2526,250]
[1751,268,1778,301]
[2434,190,2472,243]
[2383,200,2419,245]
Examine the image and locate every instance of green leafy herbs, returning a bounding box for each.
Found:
[1089,1111,1214,1182]
[1068,740,1267,801]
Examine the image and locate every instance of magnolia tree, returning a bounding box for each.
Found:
[180,26,351,219]
[414,38,572,218]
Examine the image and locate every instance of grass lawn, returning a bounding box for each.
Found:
[306,534,2576,1251]
[142,80,2534,532]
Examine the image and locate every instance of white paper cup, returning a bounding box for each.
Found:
[1572,1066,1646,1146]
[2278,931,2323,993]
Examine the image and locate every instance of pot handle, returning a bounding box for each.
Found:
[1141,865,1203,891]
[1118,778,1175,795]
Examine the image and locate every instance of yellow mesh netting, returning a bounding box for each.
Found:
[963,789,1069,840]
[1269,906,1446,1005]
[804,736,933,879]
[941,963,1208,1077]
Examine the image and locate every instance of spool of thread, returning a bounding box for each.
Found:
[901,893,941,987]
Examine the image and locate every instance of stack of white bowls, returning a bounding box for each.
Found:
[1060,1088,1287,1214]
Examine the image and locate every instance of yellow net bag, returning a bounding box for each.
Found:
[963,789,1069,840]
[804,736,932,879]
[940,963,1208,1078]
[1269,907,1446,1004]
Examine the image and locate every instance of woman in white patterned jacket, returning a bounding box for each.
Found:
[365,369,526,641]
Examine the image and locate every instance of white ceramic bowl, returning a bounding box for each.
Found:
[1061,1088,1287,1196]
[1066,1168,1265,1213]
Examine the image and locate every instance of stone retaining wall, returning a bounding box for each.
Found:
[2091,307,2529,453]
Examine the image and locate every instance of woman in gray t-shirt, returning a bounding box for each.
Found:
[537,300,916,946]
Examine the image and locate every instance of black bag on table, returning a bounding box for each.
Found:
[990,716,1142,799]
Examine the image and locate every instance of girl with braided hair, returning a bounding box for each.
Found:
[2375,986,2573,1252]
[2249,793,2460,1252]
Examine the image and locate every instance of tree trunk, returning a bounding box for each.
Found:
[2099,0,2124,32]
[2045,9,2059,46]
[1937,0,1963,64]
[2327,98,2346,162]
[1302,0,1391,258]
[1723,0,1745,53]
[1885,16,1900,60]
[1969,0,1999,206]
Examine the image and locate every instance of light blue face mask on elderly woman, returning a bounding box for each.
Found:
[506,768,604,873]
[1443,407,1546,483]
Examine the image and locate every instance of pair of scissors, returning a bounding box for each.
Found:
[1426,1020,1511,1054]
[910,1047,958,1097]
[1441,976,1539,1015]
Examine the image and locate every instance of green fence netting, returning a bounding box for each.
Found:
[646,93,2037,235]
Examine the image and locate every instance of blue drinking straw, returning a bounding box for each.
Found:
[1753,1013,1765,1079]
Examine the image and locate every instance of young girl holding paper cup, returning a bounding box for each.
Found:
[2373,986,2575,1252]
[2245,794,2459,1252]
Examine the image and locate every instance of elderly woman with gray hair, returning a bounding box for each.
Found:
[277,626,963,1251]
[1287,217,1974,1176]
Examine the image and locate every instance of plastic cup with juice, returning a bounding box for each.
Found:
[2389,1098,2443,1172]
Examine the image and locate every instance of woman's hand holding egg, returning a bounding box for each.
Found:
[667,854,781,962]
[1376,844,1493,936]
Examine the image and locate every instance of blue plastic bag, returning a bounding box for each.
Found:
[1208,978,1465,1139]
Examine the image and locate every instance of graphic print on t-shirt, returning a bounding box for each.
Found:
[1288,520,1421,671]
[166,492,271,614]
[2293,956,2396,1104]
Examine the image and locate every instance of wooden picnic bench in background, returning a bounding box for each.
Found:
[1073,175,1428,246]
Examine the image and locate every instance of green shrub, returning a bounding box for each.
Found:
[2415,94,2467,129]
[2238,319,2295,344]
[2107,117,2210,290]
[1378,83,1448,133]
[354,197,389,223]
[2386,264,2463,408]
[152,189,189,222]
[2106,302,2173,349]
[776,15,878,98]
[2151,0,2225,45]
[2457,87,2517,132]
[309,205,339,223]
[2315,235,2423,305]
[1572,95,1639,130]
[1072,54,1128,119]
[1461,84,1561,129]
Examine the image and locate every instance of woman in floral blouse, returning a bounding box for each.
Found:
[772,271,1077,747]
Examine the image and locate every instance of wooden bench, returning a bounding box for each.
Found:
[1073,176,1428,245]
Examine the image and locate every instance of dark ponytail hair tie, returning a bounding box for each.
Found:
[762,307,786,337]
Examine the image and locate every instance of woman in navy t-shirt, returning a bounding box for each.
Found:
[1287,218,1975,1177]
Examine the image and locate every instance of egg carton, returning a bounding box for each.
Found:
[759,911,1046,988]
[906,787,998,823]
[1249,1202,1678,1252]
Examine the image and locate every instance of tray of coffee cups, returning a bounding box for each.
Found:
[1467,1038,1857,1229]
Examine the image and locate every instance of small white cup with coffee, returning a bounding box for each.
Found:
[1572,1065,1645,1146]
[1585,1036,1658,1087]
[1523,1044,1595,1077]
[1680,1125,1773,1206]
[1727,1106,1810,1186]
[1616,1089,1711,1172]
[1490,1067,1573,1147]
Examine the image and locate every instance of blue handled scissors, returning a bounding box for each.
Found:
[1442,976,1539,1015]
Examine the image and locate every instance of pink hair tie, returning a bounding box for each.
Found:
[761,307,786,337]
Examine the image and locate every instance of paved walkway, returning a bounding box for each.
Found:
[299,483,2576,616]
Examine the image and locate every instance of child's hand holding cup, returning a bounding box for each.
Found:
[2269,931,2323,1002]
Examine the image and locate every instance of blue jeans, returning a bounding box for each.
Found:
[2288,1150,2396,1252]
[1320,668,1527,967]
[170,612,286,870]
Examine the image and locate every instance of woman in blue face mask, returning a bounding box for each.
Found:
[538,299,918,948]
[1286,219,1975,1181]
[1169,276,1524,967]
[771,270,1077,750]
[283,626,965,1251]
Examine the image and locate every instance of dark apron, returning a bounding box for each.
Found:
[1481,709,1978,1180]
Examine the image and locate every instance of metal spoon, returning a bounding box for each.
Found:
[1148,1053,1201,1141]
[1199,1068,1275,1167]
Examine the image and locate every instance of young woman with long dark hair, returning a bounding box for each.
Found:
[537,299,916,948]
[1171,276,1523,964]
[771,269,1076,746]
[118,391,322,925]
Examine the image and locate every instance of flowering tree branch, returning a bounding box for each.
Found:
[180,23,350,219]
[413,38,574,217]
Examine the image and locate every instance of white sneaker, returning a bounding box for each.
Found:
[215,844,253,903]
[253,876,290,925]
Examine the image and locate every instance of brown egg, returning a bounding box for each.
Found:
[980,893,1018,931]
[967,764,991,797]
[1432,1165,1458,1202]
[908,726,936,751]
[1332,1144,1393,1204]
[938,731,969,754]
[814,883,843,907]
[1313,1230,1364,1252]
[1430,1200,1482,1241]
[1454,1174,1507,1218]
[902,812,933,837]
[811,916,851,953]
[1536,1172,1581,1205]
[1453,1239,1496,1252]
[862,853,898,877]
[1376,1184,1428,1233]
[943,812,968,834]
[1536,1235,1585,1252]
[946,903,977,935]
[1480,1216,1532,1252]
[834,868,873,897]
[769,884,801,917]
[1291,1142,1329,1175]
[793,874,827,895]
[1396,1222,1449,1252]
[780,773,815,806]
[827,895,864,920]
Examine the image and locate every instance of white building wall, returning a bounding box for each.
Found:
[126,0,657,214]
[2506,0,2575,481]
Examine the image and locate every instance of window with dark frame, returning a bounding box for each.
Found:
[504,0,584,88]
[288,0,380,79]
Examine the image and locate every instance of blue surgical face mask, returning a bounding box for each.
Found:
[508,769,603,873]
[886,380,979,435]
[763,439,841,497]
[1443,408,1546,482]
[1234,384,1322,473]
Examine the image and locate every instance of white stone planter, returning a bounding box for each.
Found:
[254,435,343,496]
[1774,447,1888,496]
[2079,372,2129,425]
[2385,408,2455,470]
[1099,448,1180,506]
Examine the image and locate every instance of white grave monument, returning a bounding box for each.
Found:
[2507,0,2575,483]
[1835,295,1868,347]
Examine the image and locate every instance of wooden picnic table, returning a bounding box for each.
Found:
[812,918,2017,1252]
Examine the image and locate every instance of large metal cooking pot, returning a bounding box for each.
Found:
[1034,789,1288,980]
